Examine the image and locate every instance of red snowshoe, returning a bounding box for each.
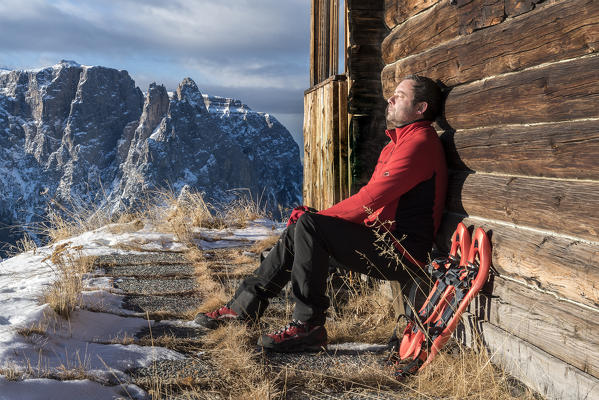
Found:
[393,222,491,378]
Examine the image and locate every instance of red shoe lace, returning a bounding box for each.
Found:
[206,306,237,319]
[268,320,305,340]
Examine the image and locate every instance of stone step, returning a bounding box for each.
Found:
[99,263,196,277]
[114,277,199,295]
[94,252,188,266]
[123,294,202,317]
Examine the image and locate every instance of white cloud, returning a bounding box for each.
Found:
[0,0,309,141]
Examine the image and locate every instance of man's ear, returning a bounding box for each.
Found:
[417,102,428,115]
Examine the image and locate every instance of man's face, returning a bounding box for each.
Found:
[386,79,425,128]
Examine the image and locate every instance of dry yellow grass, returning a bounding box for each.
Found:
[3,233,38,257]
[41,244,96,319]
[250,234,279,255]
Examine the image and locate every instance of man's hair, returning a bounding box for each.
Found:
[403,75,443,121]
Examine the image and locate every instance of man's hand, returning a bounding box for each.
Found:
[286,206,318,226]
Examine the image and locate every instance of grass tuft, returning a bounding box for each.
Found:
[41,245,96,319]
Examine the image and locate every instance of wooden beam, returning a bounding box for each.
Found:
[457,0,505,35]
[446,171,599,242]
[348,9,386,46]
[338,79,349,201]
[329,0,339,77]
[458,312,599,400]
[470,276,599,378]
[444,55,599,130]
[347,45,384,81]
[437,214,599,308]
[382,1,458,64]
[381,0,599,91]
[439,119,599,180]
[384,0,437,30]
[347,79,385,114]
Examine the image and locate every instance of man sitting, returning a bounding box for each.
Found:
[194,75,447,353]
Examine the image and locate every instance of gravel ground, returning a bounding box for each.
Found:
[114,277,199,295]
[101,263,197,277]
[123,293,202,315]
[94,252,188,266]
[135,323,206,340]
[82,248,533,400]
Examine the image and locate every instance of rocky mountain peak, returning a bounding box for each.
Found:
[175,77,207,114]
[0,62,302,254]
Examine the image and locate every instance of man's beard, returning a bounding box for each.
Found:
[386,104,399,128]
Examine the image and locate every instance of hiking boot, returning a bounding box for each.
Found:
[257,320,327,352]
[194,305,244,329]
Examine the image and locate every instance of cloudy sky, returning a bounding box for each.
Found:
[0,0,310,147]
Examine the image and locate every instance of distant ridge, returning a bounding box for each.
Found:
[0,61,302,251]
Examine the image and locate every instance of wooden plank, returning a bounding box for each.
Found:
[331,80,341,204]
[348,9,386,46]
[437,214,599,308]
[470,276,599,378]
[310,0,317,87]
[384,0,437,30]
[505,0,544,18]
[446,172,599,242]
[381,0,599,93]
[440,120,599,180]
[347,114,388,190]
[329,0,338,77]
[346,0,384,11]
[382,1,459,64]
[347,45,383,82]
[348,79,385,114]
[457,0,505,35]
[457,312,599,400]
[303,90,314,205]
[444,55,599,130]
[338,79,349,201]
[324,81,335,207]
[316,85,325,210]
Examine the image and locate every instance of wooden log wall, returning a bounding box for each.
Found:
[382,0,599,398]
[346,0,388,192]
[303,75,349,210]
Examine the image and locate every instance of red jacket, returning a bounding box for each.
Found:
[318,120,447,265]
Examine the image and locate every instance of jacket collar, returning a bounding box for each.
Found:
[385,119,431,143]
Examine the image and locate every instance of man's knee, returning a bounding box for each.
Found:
[295,210,319,228]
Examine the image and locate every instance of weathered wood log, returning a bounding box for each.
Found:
[347,0,384,11]
[347,44,384,82]
[303,89,315,205]
[338,79,349,201]
[439,120,599,180]
[384,0,437,29]
[348,114,388,191]
[382,1,459,64]
[348,9,386,46]
[382,0,599,92]
[437,214,599,308]
[457,311,599,400]
[443,55,599,130]
[446,171,599,241]
[469,276,599,378]
[505,0,544,17]
[347,79,385,114]
[457,0,505,35]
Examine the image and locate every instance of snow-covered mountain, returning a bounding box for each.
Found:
[0,61,302,249]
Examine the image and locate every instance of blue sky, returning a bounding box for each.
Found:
[0,0,310,147]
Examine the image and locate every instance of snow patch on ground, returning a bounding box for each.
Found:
[0,219,281,398]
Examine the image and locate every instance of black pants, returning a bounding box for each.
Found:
[229,213,428,325]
